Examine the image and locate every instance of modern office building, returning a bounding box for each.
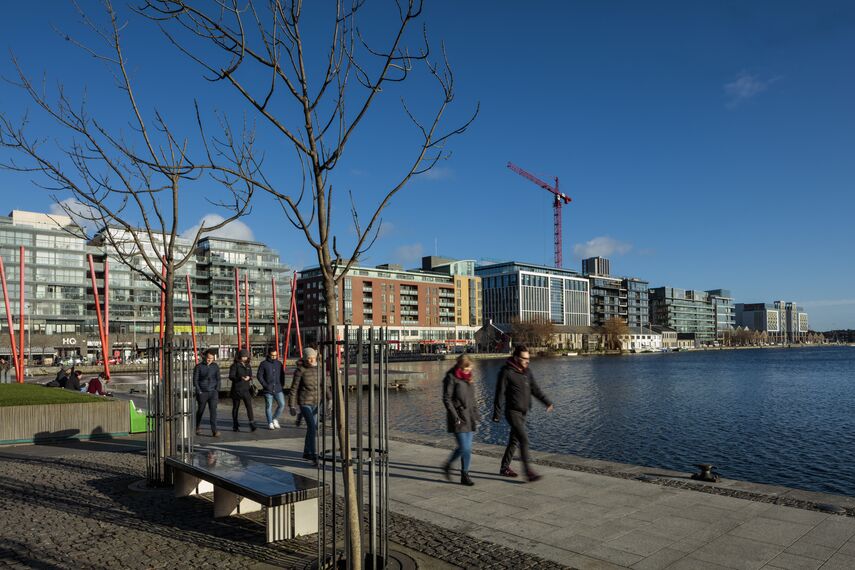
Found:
[476,261,590,328]
[735,301,809,343]
[648,287,734,344]
[581,257,648,328]
[0,210,291,363]
[295,262,481,351]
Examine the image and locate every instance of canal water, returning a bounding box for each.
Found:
[380,346,855,496]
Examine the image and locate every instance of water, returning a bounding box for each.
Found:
[379,346,855,496]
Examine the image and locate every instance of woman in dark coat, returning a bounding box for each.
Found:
[441,355,480,486]
[229,349,256,432]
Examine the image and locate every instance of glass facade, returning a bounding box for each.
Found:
[649,286,732,343]
[477,262,590,328]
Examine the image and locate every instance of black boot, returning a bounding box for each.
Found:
[460,472,474,486]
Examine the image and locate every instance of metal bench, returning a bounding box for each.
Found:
[166,450,322,543]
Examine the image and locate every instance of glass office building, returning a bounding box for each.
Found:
[477,261,590,328]
[648,286,733,344]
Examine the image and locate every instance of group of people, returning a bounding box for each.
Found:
[441,345,554,486]
[43,365,111,396]
[192,346,325,464]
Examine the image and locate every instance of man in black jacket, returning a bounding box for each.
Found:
[492,345,554,482]
[257,347,286,430]
[193,349,221,437]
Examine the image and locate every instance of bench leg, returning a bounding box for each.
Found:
[174,471,214,497]
[265,498,318,543]
[213,487,262,518]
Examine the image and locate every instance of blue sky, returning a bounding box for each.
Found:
[1,2,853,329]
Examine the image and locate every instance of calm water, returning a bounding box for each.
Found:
[379,347,855,496]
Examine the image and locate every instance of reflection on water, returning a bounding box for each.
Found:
[368,347,855,496]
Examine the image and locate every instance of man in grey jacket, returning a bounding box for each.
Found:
[193,349,221,437]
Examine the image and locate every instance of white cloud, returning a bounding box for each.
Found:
[573,236,633,259]
[420,166,454,181]
[182,213,255,242]
[724,72,780,108]
[392,243,424,265]
[48,198,97,232]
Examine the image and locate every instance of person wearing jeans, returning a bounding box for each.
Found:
[441,355,480,486]
[257,347,286,429]
[288,348,327,465]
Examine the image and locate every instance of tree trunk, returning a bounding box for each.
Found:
[323,271,363,569]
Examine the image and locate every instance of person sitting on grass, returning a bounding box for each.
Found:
[65,370,83,392]
[87,372,109,396]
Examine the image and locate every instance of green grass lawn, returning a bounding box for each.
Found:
[0,384,109,407]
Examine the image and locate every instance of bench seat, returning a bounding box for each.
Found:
[166,450,322,542]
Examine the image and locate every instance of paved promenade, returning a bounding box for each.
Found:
[214,431,855,570]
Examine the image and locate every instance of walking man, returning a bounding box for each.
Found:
[193,349,221,437]
[0,358,10,383]
[258,346,286,430]
[492,345,554,482]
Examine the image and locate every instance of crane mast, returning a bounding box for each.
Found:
[506,161,572,268]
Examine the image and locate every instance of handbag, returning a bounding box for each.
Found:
[250,381,260,397]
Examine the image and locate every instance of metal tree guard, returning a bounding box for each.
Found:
[145,338,196,486]
[316,325,390,569]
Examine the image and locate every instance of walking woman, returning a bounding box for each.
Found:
[230,349,257,432]
[288,348,324,465]
[441,355,480,486]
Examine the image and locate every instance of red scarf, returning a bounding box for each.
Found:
[454,367,473,383]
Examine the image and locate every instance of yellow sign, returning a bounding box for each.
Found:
[153,325,208,334]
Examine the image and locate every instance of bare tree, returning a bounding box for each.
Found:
[0,2,257,459]
[140,0,477,565]
[509,316,557,349]
[602,317,630,351]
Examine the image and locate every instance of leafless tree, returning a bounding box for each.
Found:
[509,316,557,349]
[602,317,630,351]
[0,1,257,460]
[140,0,477,564]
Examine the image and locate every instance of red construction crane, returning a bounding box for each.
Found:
[506,161,572,268]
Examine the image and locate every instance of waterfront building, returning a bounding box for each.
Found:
[651,325,678,349]
[0,210,291,363]
[735,301,809,343]
[617,327,662,352]
[581,257,648,328]
[420,256,483,328]
[476,261,590,328]
[295,262,481,351]
[648,287,733,344]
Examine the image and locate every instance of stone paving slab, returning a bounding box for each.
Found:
[215,433,855,570]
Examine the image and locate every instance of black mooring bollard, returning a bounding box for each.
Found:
[691,463,720,482]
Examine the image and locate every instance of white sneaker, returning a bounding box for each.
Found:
[273,419,281,429]
[268,422,276,430]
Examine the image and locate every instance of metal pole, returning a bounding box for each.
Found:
[292,272,303,356]
[244,273,250,354]
[0,257,21,383]
[368,327,376,563]
[186,274,198,364]
[159,261,166,378]
[272,277,280,360]
[104,256,110,367]
[87,255,110,380]
[234,267,242,355]
[19,246,25,383]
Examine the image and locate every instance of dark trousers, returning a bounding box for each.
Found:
[232,390,254,428]
[196,391,219,432]
[500,410,531,472]
[301,405,319,459]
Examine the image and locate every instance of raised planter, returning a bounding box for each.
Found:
[0,399,130,444]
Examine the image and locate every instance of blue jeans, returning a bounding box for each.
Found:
[448,431,473,472]
[264,392,286,423]
[301,405,318,459]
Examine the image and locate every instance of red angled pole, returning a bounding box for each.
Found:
[87,255,110,380]
[292,272,303,357]
[0,257,22,383]
[186,274,198,364]
[104,256,110,363]
[272,277,280,361]
[283,282,294,360]
[234,268,242,354]
[19,247,25,381]
[244,273,250,353]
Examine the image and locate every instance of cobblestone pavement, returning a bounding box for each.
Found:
[0,443,570,569]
